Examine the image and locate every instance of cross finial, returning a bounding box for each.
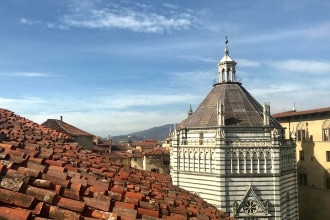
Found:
[225,36,228,45]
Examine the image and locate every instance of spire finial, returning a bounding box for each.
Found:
[188,104,193,117]
[224,36,229,55]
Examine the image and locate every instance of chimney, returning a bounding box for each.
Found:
[60,116,63,122]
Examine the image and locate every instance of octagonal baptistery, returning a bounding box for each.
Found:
[170,39,299,220]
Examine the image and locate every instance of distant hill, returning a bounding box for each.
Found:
[111,124,176,142]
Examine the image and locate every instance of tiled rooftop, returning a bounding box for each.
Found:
[273,106,330,118]
[181,82,281,128]
[0,108,234,220]
[144,148,169,156]
[42,119,93,137]
[132,141,158,150]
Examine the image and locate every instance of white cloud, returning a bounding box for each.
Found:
[169,70,215,92]
[304,21,330,39]
[0,92,198,136]
[265,59,330,74]
[28,110,183,137]
[19,18,41,25]
[236,59,260,67]
[99,93,200,109]
[0,72,63,77]
[62,3,195,33]
[0,97,46,114]
[262,88,330,114]
[162,3,179,9]
[179,55,216,63]
[249,83,302,97]
[237,22,330,45]
[19,18,69,30]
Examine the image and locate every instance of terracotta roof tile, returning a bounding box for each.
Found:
[47,204,81,220]
[0,206,32,220]
[56,196,86,213]
[30,178,52,188]
[143,147,169,156]
[83,195,111,211]
[0,187,35,207]
[0,108,233,220]
[26,185,57,204]
[112,206,137,220]
[42,119,93,136]
[273,106,330,118]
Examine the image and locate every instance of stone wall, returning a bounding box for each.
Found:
[298,185,330,220]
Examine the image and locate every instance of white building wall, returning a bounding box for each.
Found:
[171,127,298,220]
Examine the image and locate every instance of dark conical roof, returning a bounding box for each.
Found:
[181,82,281,128]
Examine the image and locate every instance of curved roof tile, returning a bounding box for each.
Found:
[42,119,93,136]
[0,108,234,220]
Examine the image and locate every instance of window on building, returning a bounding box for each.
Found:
[298,167,307,185]
[199,132,204,145]
[297,130,305,141]
[151,168,159,173]
[323,120,330,141]
[299,150,304,161]
[326,176,330,190]
[296,122,306,142]
[183,127,187,139]
[326,151,330,162]
[323,129,330,141]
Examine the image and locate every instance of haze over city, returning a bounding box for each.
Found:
[0,0,330,137]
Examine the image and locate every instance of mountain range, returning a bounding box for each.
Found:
[111,123,177,143]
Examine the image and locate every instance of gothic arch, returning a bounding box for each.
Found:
[189,151,193,159]
[322,120,330,141]
[228,69,232,82]
[296,122,306,141]
[296,122,305,130]
[322,119,330,128]
[194,151,198,159]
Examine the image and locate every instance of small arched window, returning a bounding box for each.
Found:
[296,122,306,142]
[221,68,225,82]
[322,120,330,141]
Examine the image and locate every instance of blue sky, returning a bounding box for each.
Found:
[1,0,330,137]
